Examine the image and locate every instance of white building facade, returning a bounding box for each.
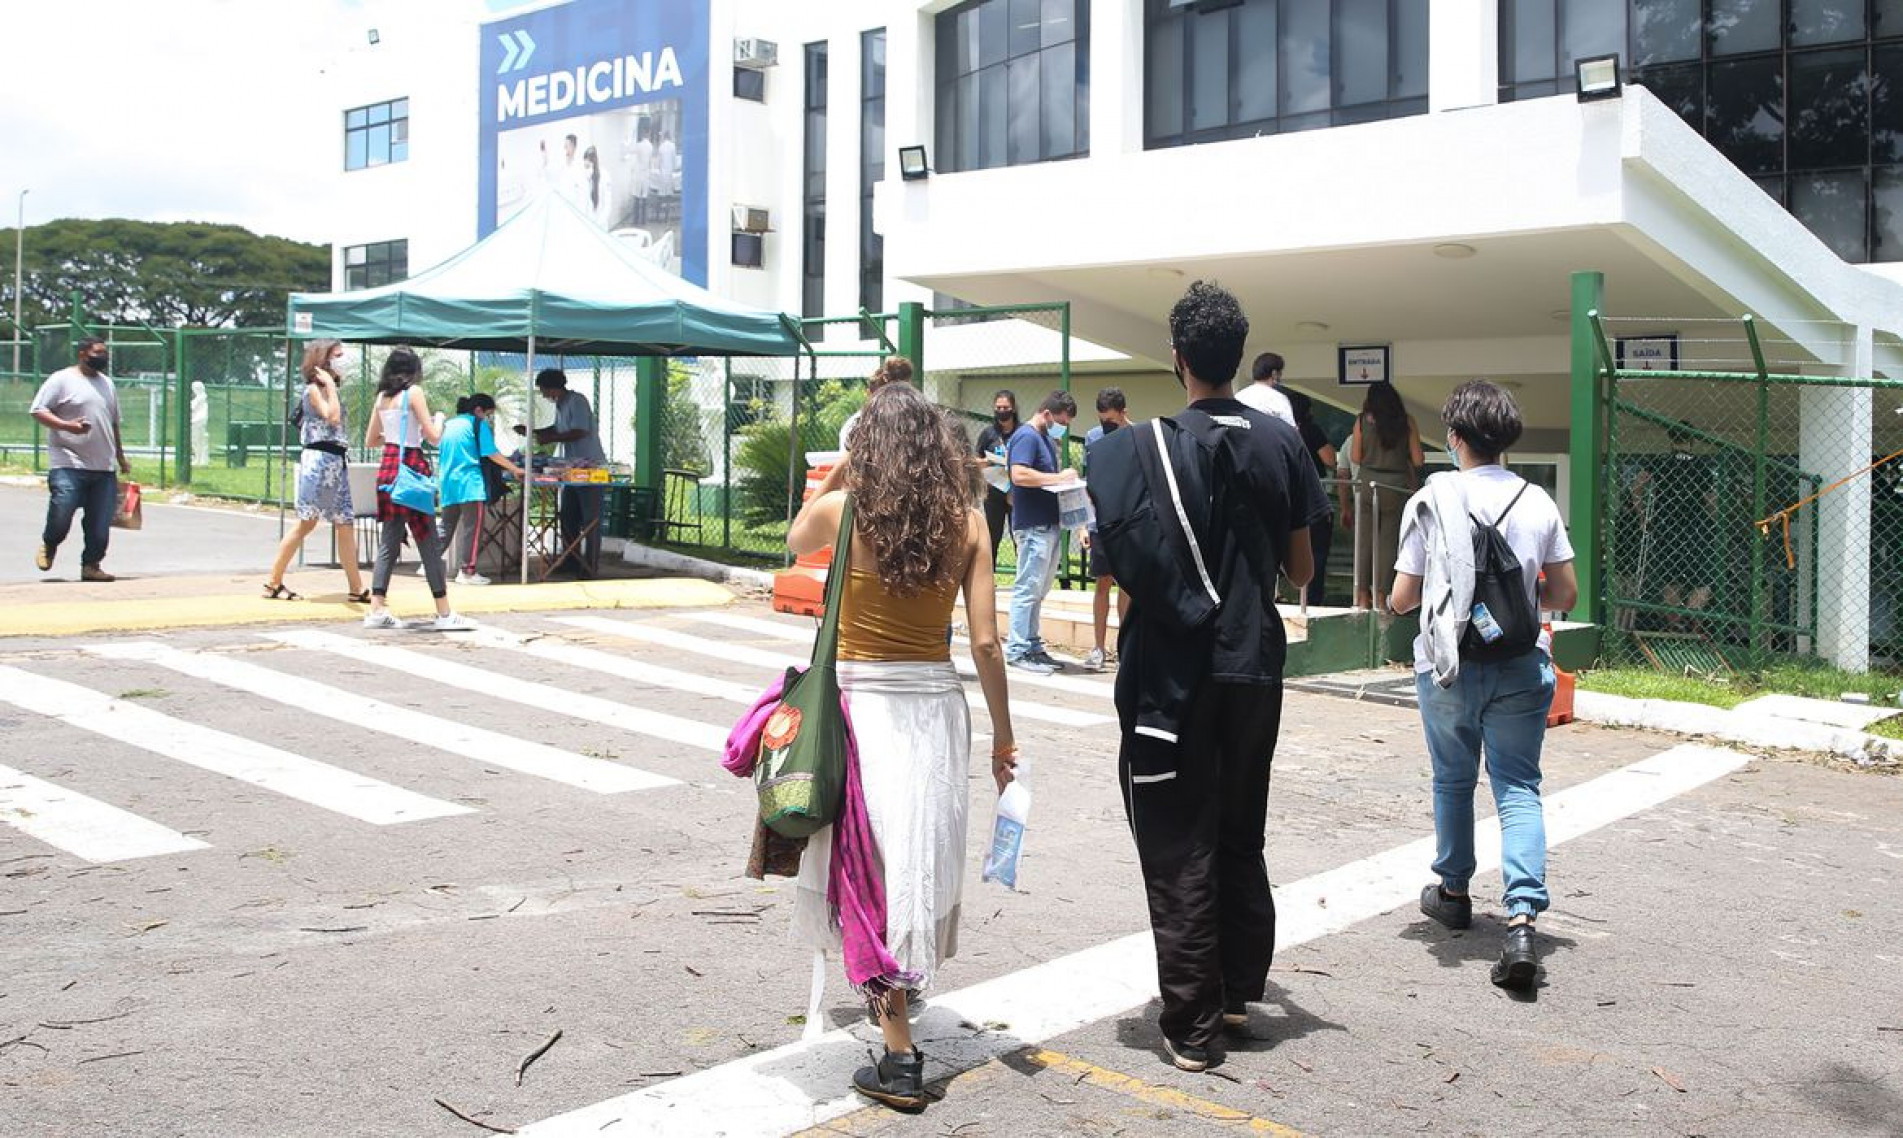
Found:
[324,0,1903,665]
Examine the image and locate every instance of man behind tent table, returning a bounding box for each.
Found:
[1090,281,1327,1073]
[31,336,131,582]
[514,368,607,577]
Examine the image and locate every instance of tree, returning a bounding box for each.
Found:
[0,218,329,333]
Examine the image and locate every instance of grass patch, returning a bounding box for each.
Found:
[1579,661,1903,718]
[1575,669,1747,709]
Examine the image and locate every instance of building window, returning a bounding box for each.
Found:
[861,29,886,313]
[1144,0,1427,148]
[734,68,767,102]
[934,0,1091,173]
[344,240,408,290]
[344,98,409,171]
[1502,2,1903,263]
[804,41,828,318]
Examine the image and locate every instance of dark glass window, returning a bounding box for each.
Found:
[803,42,827,318]
[1504,2,1903,262]
[1146,0,1426,148]
[734,68,766,101]
[861,29,885,313]
[1789,48,1870,170]
[343,240,407,290]
[344,98,408,171]
[934,0,1089,173]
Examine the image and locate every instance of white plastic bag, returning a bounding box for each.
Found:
[981,761,1032,890]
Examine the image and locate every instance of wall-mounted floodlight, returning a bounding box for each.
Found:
[1576,53,1621,101]
[898,145,930,181]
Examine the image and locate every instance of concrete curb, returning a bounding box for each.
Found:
[620,542,774,592]
[1572,690,1903,768]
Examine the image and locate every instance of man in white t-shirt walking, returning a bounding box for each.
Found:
[1235,351,1296,428]
[1389,380,1577,993]
[30,337,130,581]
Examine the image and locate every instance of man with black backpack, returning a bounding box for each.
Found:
[1390,380,1578,992]
[1089,282,1328,1072]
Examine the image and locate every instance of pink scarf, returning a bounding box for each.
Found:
[724,671,919,1002]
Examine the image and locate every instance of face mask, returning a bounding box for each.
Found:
[994,411,1013,425]
[1100,419,1120,435]
[86,353,109,371]
[1048,421,1069,441]
[329,354,344,368]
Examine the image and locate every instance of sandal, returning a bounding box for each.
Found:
[262,582,302,601]
[345,589,372,604]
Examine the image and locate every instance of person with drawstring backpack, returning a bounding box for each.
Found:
[1389,380,1578,992]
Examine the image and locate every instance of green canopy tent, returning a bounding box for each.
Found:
[287,192,806,583]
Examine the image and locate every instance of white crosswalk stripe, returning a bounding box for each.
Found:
[84,640,672,795]
[685,610,1121,699]
[268,629,727,753]
[455,626,765,705]
[0,665,470,826]
[556,616,1115,728]
[0,762,209,863]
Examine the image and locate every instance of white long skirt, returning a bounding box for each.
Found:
[789,660,972,990]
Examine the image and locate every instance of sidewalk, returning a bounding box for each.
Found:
[0,569,734,638]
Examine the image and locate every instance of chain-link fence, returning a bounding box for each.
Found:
[1595,313,1903,674]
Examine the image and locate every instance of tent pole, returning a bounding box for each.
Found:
[521,333,535,585]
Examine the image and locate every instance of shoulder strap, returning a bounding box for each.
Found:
[1469,478,1531,529]
[1148,418,1222,608]
[392,390,411,460]
[812,494,854,668]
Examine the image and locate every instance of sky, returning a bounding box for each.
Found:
[0,0,525,246]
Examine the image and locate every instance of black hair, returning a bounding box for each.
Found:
[1095,387,1126,414]
[456,392,498,416]
[1039,390,1078,418]
[76,336,106,355]
[1441,380,1523,462]
[1285,388,1314,427]
[991,390,1018,412]
[1167,281,1249,386]
[1251,352,1284,383]
[1362,380,1408,451]
[535,368,568,390]
[377,347,423,397]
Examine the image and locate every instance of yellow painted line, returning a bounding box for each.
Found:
[792,1046,1303,1136]
[0,578,734,637]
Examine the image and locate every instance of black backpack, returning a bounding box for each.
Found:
[1459,481,1539,662]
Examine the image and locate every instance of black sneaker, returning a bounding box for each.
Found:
[1027,650,1066,672]
[1419,884,1473,930]
[1492,924,1539,991]
[1161,1035,1209,1072]
[852,1046,926,1112]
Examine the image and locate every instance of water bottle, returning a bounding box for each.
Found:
[1471,601,1504,644]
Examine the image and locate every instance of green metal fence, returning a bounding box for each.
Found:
[1592,311,1903,674]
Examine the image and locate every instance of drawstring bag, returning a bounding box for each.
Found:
[379,392,438,516]
[755,496,854,838]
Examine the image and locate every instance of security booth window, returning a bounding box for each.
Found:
[344,240,408,290]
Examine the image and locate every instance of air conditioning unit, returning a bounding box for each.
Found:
[734,37,778,69]
[731,205,771,233]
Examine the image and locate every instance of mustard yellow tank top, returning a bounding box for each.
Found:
[836,567,959,662]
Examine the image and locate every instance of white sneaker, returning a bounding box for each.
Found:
[432,612,477,632]
[454,571,491,587]
[362,610,405,630]
[1083,648,1106,672]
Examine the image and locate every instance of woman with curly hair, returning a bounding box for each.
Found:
[787,381,1017,1113]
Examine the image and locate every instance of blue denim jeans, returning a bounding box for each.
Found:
[1006,524,1060,661]
[1415,651,1557,918]
[43,467,118,569]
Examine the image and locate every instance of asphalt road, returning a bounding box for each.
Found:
[3,599,1900,1137]
[0,482,296,584]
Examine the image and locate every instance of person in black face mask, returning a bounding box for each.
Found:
[974,389,1018,567]
[29,337,130,581]
[1081,388,1131,671]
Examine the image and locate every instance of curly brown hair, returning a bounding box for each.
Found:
[845,383,973,597]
